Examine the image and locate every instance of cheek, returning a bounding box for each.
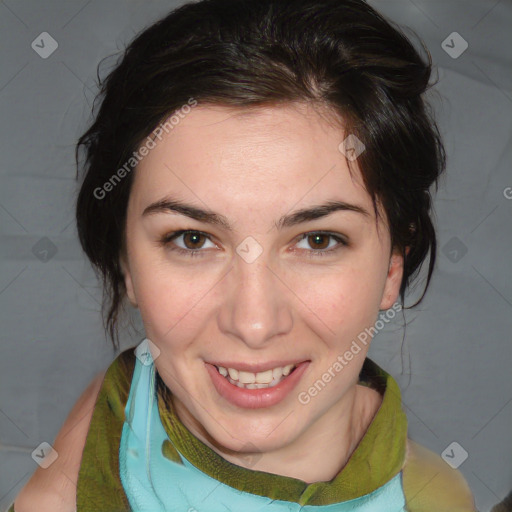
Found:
[130,258,208,343]
[292,258,387,341]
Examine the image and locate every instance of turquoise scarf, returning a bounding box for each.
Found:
[119,338,407,511]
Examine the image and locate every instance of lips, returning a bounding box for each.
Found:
[216,363,297,389]
[205,360,310,409]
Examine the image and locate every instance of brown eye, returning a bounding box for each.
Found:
[307,233,330,250]
[182,232,207,250]
[159,230,217,258]
[294,232,348,258]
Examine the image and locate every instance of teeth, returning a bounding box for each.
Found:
[238,371,256,384]
[272,367,283,380]
[255,369,273,384]
[282,364,294,376]
[216,363,297,389]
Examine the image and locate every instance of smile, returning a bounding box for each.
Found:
[205,360,310,409]
[215,364,296,389]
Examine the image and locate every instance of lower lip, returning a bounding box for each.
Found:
[205,361,310,409]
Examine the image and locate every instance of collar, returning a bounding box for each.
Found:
[156,357,407,506]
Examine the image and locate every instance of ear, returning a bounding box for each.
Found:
[379,247,407,310]
[120,254,138,308]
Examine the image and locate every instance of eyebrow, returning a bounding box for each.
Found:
[142,196,370,230]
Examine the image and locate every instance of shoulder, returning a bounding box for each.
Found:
[402,438,477,512]
[13,370,106,511]
[12,348,136,512]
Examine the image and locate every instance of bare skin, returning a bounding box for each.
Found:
[121,102,403,482]
[13,101,403,508]
[13,371,105,512]
[12,371,380,510]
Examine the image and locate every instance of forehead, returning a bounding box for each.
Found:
[129,103,373,221]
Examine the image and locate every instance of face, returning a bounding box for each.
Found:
[121,102,403,460]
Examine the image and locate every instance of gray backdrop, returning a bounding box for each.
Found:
[1,1,511,511]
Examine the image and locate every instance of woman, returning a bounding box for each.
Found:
[11,0,477,510]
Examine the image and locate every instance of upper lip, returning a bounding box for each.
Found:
[206,360,309,373]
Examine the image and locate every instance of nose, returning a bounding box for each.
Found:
[218,253,293,350]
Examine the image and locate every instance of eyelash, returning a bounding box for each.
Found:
[158,230,348,259]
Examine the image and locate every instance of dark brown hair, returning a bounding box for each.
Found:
[75,0,446,350]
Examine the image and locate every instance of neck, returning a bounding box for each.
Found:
[171,382,383,483]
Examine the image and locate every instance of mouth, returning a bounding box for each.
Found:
[205,360,310,409]
[214,363,298,389]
